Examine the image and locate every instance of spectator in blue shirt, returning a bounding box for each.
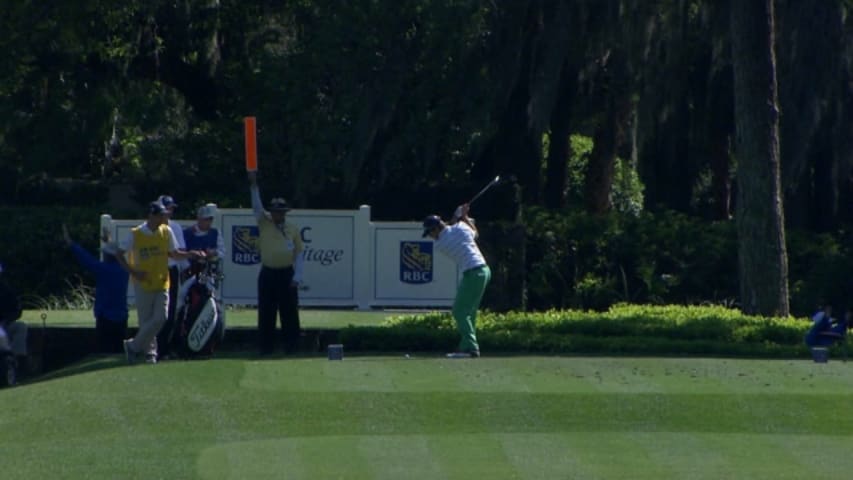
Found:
[805,304,848,348]
[63,225,129,353]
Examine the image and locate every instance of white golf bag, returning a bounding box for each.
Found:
[170,259,225,358]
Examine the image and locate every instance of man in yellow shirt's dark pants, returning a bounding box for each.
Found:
[248,171,305,355]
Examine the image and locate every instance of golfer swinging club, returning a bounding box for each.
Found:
[422,203,491,358]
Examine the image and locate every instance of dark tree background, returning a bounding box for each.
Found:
[1,0,851,313]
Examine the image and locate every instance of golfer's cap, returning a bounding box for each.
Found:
[269,197,290,212]
[148,201,167,215]
[422,215,442,237]
[101,242,120,257]
[158,195,178,209]
[197,203,218,219]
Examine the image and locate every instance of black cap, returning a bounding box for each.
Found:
[269,197,290,212]
[158,195,177,209]
[422,215,442,237]
[148,201,167,215]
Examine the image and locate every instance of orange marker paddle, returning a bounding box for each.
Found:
[244,116,257,171]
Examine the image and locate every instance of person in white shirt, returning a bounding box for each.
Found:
[422,203,491,358]
[157,194,188,359]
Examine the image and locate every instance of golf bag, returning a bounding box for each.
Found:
[170,259,224,358]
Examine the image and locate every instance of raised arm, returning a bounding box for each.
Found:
[454,203,478,238]
[248,171,265,221]
[70,243,103,273]
[63,224,104,274]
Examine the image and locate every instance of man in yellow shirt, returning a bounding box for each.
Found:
[248,171,304,355]
[115,201,202,364]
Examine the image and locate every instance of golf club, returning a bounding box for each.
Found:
[468,175,501,206]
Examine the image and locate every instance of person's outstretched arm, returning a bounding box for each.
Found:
[455,204,478,238]
[248,171,265,221]
[63,224,105,274]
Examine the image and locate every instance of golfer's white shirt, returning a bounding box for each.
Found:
[434,222,486,271]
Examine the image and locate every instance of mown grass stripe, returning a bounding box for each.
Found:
[3,357,853,479]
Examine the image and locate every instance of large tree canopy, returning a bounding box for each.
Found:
[1,0,851,312]
[1,0,850,220]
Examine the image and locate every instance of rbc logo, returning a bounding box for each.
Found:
[232,226,260,265]
[400,241,433,284]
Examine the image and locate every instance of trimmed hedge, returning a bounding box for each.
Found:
[339,304,832,358]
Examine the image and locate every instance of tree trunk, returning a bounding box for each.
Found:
[544,62,575,209]
[730,0,789,316]
[708,67,734,220]
[583,112,618,214]
[584,62,633,215]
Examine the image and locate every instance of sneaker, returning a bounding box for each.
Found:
[145,354,158,364]
[123,340,138,365]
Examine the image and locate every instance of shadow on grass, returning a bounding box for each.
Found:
[27,355,128,384]
[26,349,361,385]
[20,350,460,386]
[30,350,278,383]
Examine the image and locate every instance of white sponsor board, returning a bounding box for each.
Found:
[101,206,459,309]
[372,225,458,306]
[220,210,361,305]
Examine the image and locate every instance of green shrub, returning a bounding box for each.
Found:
[343,304,816,357]
[524,208,740,311]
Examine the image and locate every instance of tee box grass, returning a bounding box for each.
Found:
[21,308,394,329]
[3,356,853,479]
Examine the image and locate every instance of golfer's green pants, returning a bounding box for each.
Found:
[452,265,491,352]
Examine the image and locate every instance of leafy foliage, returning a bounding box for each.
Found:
[339,303,817,357]
[521,207,850,316]
[0,1,852,313]
[524,207,739,310]
[0,207,102,304]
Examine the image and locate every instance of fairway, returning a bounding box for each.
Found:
[3,356,853,479]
